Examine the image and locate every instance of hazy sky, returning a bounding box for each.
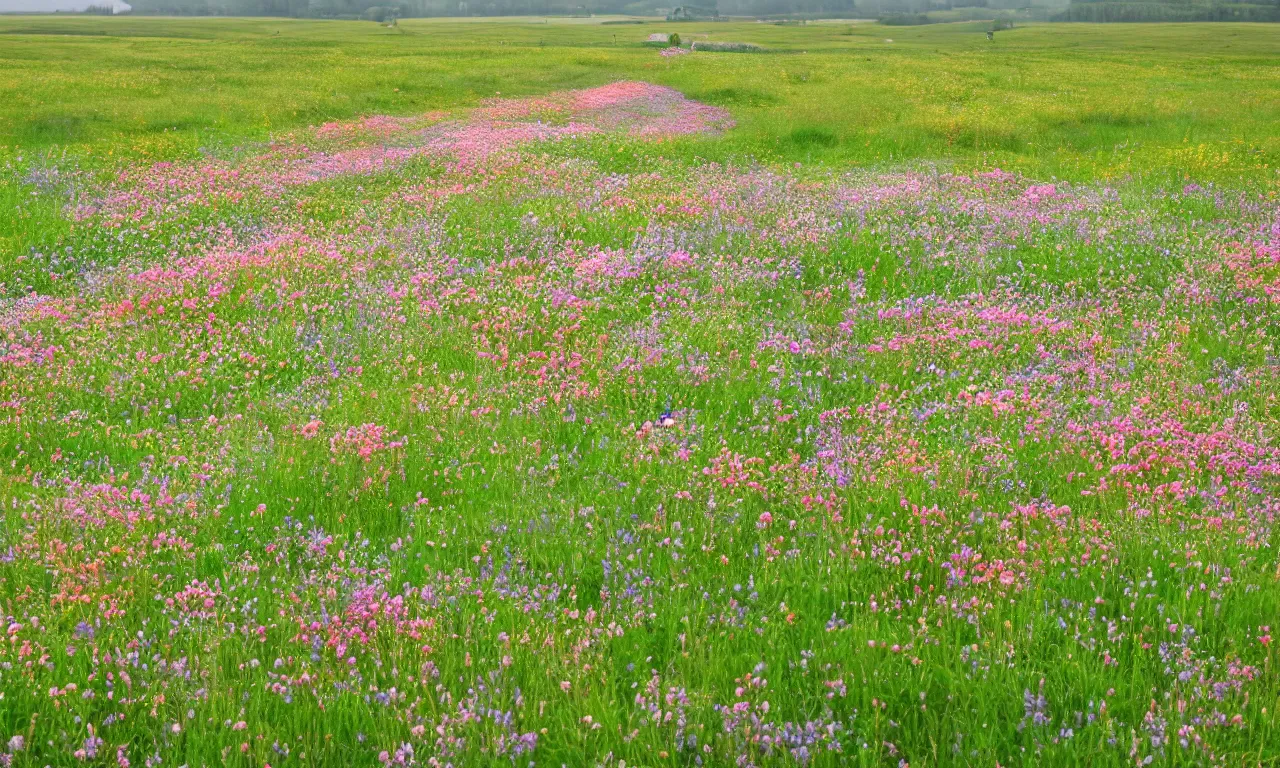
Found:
[0,0,131,11]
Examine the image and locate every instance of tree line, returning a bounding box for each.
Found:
[116,0,1279,21]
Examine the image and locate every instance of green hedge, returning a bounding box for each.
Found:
[1054,2,1280,22]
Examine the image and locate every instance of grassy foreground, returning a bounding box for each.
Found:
[1,16,1280,768]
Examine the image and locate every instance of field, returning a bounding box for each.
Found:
[2,16,1280,768]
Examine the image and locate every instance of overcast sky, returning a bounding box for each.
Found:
[0,0,131,11]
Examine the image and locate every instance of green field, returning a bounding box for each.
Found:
[1,16,1279,768]
[2,18,1278,179]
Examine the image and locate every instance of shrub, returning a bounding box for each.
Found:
[690,40,763,52]
[1053,2,1280,22]
[879,13,931,25]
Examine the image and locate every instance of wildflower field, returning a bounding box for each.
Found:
[2,16,1280,768]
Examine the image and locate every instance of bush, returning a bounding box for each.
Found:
[879,13,930,25]
[690,40,763,52]
[668,32,681,47]
[1053,2,1280,22]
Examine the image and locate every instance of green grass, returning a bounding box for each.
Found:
[0,15,1279,768]
[0,17,1277,181]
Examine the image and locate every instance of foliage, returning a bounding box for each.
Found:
[879,12,930,24]
[1055,1,1280,22]
[691,39,763,50]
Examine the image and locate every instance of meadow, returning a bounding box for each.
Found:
[1,16,1280,768]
